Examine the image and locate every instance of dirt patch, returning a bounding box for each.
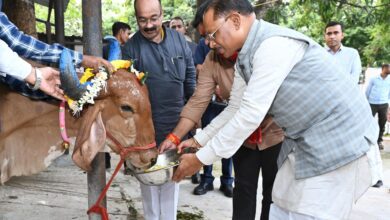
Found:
[177,210,205,220]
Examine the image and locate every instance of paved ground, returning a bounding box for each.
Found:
[1,141,390,220]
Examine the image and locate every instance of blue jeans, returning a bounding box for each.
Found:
[200,101,234,186]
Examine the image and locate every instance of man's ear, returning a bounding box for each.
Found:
[230,13,241,30]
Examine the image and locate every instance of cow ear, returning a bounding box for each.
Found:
[72,103,106,171]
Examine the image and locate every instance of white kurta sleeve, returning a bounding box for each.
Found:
[0,39,32,80]
[196,37,308,165]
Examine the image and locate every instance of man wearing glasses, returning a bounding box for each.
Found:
[122,0,196,219]
[160,1,283,219]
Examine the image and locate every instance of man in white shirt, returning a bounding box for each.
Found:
[0,39,64,100]
[324,21,362,84]
[172,0,379,219]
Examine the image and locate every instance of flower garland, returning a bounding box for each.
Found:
[66,66,108,114]
[66,60,147,114]
[131,64,148,85]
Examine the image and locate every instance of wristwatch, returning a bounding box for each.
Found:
[26,67,42,91]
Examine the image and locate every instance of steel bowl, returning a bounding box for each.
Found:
[131,149,180,186]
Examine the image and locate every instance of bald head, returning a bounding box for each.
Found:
[134,0,162,16]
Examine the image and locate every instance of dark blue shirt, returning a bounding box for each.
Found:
[122,27,196,144]
[186,40,197,61]
[194,38,210,65]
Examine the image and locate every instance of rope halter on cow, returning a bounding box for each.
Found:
[59,49,154,220]
[87,131,156,220]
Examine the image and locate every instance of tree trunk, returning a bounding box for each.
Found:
[3,0,37,38]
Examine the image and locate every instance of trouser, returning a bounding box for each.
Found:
[105,152,111,166]
[232,143,282,220]
[202,158,234,185]
[370,103,388,143]
[140,181,179,220]
[201,101,234,185]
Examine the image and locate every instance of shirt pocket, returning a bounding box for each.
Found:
[171,56,186,81]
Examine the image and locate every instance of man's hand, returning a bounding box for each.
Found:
[25,67,65,100]
[81,55,114,74]
[177,138,201,153]
[158,138,177,154]
[172,153,203,182]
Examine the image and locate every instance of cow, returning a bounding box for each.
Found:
[0,52,158,184]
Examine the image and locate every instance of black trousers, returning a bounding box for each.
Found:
[232,143,282,220]
[370,103,388,143]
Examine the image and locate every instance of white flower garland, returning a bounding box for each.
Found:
[69,66,108,114]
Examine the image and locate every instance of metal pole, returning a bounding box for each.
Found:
[82,1,105,220]
[54,0,65,44]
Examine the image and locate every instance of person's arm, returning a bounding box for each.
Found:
[195,37,308,165]
[0,12,82,65]
[159,53,218,152]
[0,12,113,73]
[0,39,30,80]
[183,38,196,100]
[0,40,64,100]
[388,81,390,103]
[351,49,362,84]
[193,68,246,146]
[365,77,374,99]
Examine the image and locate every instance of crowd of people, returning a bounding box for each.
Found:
[1,0,388,219]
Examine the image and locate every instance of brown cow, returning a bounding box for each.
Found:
[0,68,158,184]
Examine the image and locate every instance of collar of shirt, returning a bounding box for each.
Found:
[325,44,344,54]
[376,74,390,81]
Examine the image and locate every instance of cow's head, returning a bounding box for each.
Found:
[60,50,157,172]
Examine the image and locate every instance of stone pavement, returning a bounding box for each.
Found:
[1,142,390,220]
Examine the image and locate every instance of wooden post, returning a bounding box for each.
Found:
[82,1,106,220]
[54,0,65,44]
[2,0,37,37]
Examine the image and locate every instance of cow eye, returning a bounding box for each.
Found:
[121,105,134,113]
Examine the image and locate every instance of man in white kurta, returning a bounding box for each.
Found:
[172,0,381,219]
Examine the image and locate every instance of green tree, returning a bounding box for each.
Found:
[264,0,390,66]
[35,0,82,36]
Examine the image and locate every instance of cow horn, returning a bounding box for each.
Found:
[59,49,87,100]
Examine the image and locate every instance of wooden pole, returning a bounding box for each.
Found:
[82,1,106,219]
